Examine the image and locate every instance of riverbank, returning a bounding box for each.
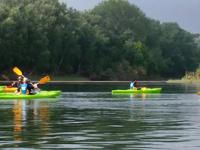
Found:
[50,75,89,81]
[6,74,199,84]
[0,80,167,86]
[3,74,199,84]
[1,74,167,82]
[167,79,200,83]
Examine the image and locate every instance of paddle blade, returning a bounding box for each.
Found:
[13,67,22,76]
[39,76,50,84]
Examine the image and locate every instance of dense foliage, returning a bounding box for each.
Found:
[0,0,199,80]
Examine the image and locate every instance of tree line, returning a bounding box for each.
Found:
[0,0,199,80]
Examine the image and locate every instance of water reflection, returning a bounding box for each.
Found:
[130,93,147,100]
[38,102,50,133]
[12,100,52,142]
[132,93,162,100]
[13,101,23,141]
[1,82,200,149]
[113,93,161,101]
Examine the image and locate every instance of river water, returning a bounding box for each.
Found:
[0,82,200,149]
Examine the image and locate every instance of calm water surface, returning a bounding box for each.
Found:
[0,82,200,149]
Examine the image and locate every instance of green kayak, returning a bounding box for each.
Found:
[112,87,162,94]
[0,91,61,99]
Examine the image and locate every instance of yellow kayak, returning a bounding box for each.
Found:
[0,86,17,93]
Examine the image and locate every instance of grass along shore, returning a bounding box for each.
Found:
[167,79,200,83]
[167,68,200,83]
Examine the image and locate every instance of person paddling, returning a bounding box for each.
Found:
[18,77,28,95]
[130,80,139,90]
[130,81,135,89]
[7,81,17,88]
[26,79,40,94]
[6,75,23,88]
[133,80,138,88]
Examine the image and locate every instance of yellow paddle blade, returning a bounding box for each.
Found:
[13,67,22,76]
[39,76,50,84]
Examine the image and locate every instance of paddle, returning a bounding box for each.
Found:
[12,67,24,77]
[38,76,50,84]
[30,76,50,92]
[12,66,50,86]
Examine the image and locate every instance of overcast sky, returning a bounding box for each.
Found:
[59,0,200,34]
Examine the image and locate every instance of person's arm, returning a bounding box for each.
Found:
[15,84,21,94]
